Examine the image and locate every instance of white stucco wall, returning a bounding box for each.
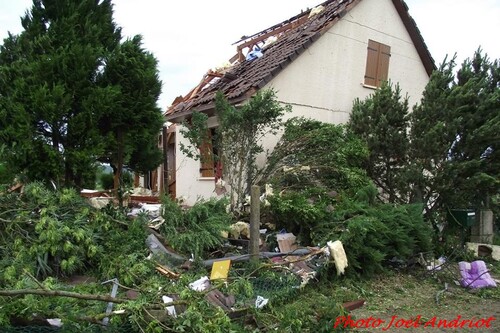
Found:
[174,118,224,205]
[266,0,429,120]
[174,0,431,205]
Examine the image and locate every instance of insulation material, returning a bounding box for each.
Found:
[327,240,348,275]
[229,221,250,239]
[308,5,325,18]
[262,36,278,48]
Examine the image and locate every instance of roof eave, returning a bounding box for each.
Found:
[392,0,436,76]
[164,92,255,123]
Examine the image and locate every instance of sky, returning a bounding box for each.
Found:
[1,0,500,110]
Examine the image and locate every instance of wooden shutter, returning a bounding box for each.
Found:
[364,40,391,87]
[199,129,215,177]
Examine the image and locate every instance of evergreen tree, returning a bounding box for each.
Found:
[0,0,121,187]
[349,81,410,203]
[411,50,500,216]
[97,35,164,190]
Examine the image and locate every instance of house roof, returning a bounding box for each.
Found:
[166,0,435,122]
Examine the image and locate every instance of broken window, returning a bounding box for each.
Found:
[364,40,391,87]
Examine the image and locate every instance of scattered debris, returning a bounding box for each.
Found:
[156,264,180,279]
[327,240,348,275]
[466,242,500,261]
[189,276,211,292]
[162,295,178,317]
[458,260,497,289]
[255,296,269,309]
[246,45,263,61]
[277,233,297,254]
[46,319,63,327]
[210,259,231,281]
[229,221,250,239]
[128,203,162,218]
[308,5,325,18]
[206,289,236,312]
[101,278,120,326]
[145,234,186,263]
[342,300,365,311]
[426,256,446,271]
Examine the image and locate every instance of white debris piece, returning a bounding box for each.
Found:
[189,276,211,291]
[327,240,348,275]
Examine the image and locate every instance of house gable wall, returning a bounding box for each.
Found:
[265,0,429,124]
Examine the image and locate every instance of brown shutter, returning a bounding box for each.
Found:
[199,129,215,177]
[364,40,379,86]
[377,43,391,85]
[364,40,391,87]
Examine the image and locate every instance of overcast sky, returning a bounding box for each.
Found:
[1,0,500,110]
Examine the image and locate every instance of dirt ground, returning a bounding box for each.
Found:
[344,262,500,332]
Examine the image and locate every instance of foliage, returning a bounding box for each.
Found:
[410,50,500,221]
[349,81,411,203]
[253,280,348,333]
[0,0,122,188]
[0,144,16,188]
[312,200,433,277]
[180,89,290,211]
[160,196,232,258]
[1,183,102,282]
[98,35,164,190]
[0,182,433,331]
[0,0,163,189]
[262,117,370,194]
[98,168,133,190]
[95,209,154,286]
[0,182,154,286]
[268,188,337,245]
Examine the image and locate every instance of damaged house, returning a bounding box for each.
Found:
[150,0,435,205]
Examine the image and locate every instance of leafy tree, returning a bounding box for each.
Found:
[97,35,164,191]
[411,50,500,218]
[0,0,122,188]
[349,81,411,203]
[180,89,290,211]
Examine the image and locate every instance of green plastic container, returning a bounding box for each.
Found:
[448,209,476,227]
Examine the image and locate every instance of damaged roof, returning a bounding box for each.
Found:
[166,0,435,122]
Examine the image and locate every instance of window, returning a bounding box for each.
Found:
[199,128,218,177]
[364,40,391,87]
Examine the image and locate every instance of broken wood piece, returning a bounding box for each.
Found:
[342,299,365,311]
[205,289,236,312]
[155,264,180,279]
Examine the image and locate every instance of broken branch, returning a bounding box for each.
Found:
[0,289,128,303]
